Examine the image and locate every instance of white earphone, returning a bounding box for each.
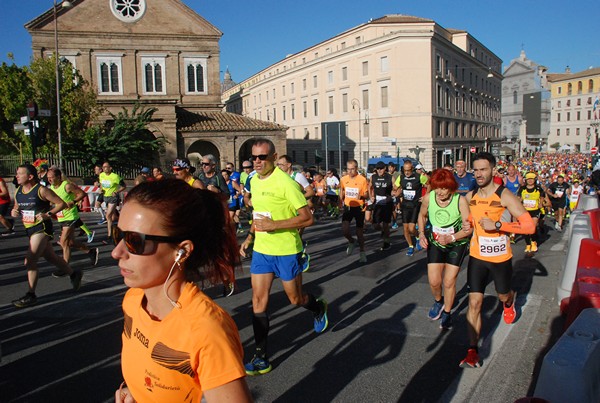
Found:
[164,249,186,309]
[175,249,185,262]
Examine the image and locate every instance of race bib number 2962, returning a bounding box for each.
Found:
[479,236,508,257]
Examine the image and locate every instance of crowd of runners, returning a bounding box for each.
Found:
[2,145,599,401]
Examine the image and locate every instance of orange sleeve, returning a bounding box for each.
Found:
[500,212,535,235]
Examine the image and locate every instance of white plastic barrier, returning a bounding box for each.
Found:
[557,214,593,304]
[534,308,600,403]
[576,193,600,212]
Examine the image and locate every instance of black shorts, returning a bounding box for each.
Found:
[551,200,565,210]
[401,204,420,224]
[526,209,541,219]
[105,195,120,205]
[59,218,84,228]
[0,203,9,216]
[342,206,365,228]
[326,194,339,203]
[373,203,393,224]
[25,219,53,238]
[467,256,512,295]
[427,241,468,267]
[96,193,104,203]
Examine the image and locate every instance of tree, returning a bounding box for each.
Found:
[66,104,167,171]
[29,55,100,154]
[0,58,34,154]
[550,142,560,151]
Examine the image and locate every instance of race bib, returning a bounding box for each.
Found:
[479,236,508,257]
[22,210,35,224]
[56,210,65,219]
[101,179,112,189]
[433,226,455,236]
[555,190,564,197]
[253,211,272,220]
[346,187,359,199]
[523,199,537,208]
[403,189,416,200]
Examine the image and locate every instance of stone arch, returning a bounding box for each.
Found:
[186,140,221,167]
[238,138,255,167]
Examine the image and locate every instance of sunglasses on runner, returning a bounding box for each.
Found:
[172,167,185,172]
[251,154,269,161]
[113,226,185,255]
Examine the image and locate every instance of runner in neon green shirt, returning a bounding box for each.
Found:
[99,161,126,243]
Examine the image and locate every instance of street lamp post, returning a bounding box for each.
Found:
[351,98,362,170]
[54,0,72,170]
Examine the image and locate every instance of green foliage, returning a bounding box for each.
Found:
[0,60,33,154]
[66,104,167,171]
[550,142,560,151]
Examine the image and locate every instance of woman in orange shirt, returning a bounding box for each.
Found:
[112,179,252,403]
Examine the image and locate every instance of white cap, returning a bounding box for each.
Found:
[415,163,423,170]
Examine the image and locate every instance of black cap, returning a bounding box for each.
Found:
[375,161,386,169]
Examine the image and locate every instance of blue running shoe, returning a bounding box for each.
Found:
[245,356,272,376]
[391,222,399,230]
[314,299,329,333]
[406,246,415,256]
[440,311,453,330]
[428,300,444,320]
[415,242,423,252]
[301,252,311,273]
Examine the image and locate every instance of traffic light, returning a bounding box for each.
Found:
[33,126,47,147]
[315,150,323,164]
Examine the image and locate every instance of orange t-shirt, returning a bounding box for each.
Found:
[313,179,326,196]
[121,283,245,402]
[340,174,369,207]
[469,185,513,263]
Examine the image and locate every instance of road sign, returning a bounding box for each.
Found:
[38,109,51,117]
[20,116,29,124]
[13,124,28,131]
[27,101,37,119]
[470,146,476,153]
[592,147,598,155]
[443,149,452,155]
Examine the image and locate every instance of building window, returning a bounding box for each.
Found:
[589,79,594,93]
[588,97,592,105]
[382,121,389,137]
[566,128,570,136]
[302,78,307,90]
[577,98,581,106]
[273,88,276,99]
[576,128,580,136]
[363,121,369,138]
[328,96,334,114]
[342,93,348,113]
[558,100,562,108]
[141,56,165,94]
[313,75,318,88]
[436,55,441,73]
[445,88,451,110]
[291,104,295,120]
[381,86,388,108]
[362,61,369,76]
[342,66,348,81]
[362,89,369,110]
[557,129,560,136]
[313,99,318,116]
[567,83,572,95]
[341,41,346,49]
[273,108,276,122]
[437,85,442,108]
[380,56,388,73]
[513,91,518,104]
[328,70,333,85]
[184,57,208,94]
[589,110,592,119]
[557,113,561,122]
[97,56,123,94]
[355,36,361,45]
[303,101,307,118]
[567,112,570,121]
[282,106,286,120]
[577,111,581,120]
[291,82,295,94]
[578,81,583,94]
[304,150,308,162]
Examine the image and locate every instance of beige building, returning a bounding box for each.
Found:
[547,67,600,153]
[25,0,286,168]
[223,15,502,170]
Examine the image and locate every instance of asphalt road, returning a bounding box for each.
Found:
[0,212,567,402]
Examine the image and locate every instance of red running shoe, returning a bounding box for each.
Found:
[459,348,481,368]
[503,292,517,324]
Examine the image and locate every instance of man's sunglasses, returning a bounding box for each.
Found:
[201,162,212,166]
[242,166,252,169]
[113,226,185,255]
[251,154,269,161]
[172,167,185,172]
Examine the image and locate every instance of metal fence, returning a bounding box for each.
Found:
[0,154,160,181]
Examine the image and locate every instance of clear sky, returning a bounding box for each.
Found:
[2,0,599,83]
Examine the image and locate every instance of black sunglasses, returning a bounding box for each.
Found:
[201,162,213,166]
[251,154,269,161]
[242,166,252,169]
[113,226,185,255]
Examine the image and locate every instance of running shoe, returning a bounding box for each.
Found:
[428,300,444,320]
[524,244,531,253]
[554,222,561,232]
[89,248,99,266]
[509,233,516,244]
[314,298,329,333]
[503,292,517,324]
[459,348,481,368]
[244,355,272,376]
[391,222,399,230]
[52,270,69,278]
[13,292,38,308]
[359,252,367,263]
[346,240,357,255]
[380,242,391,251]
[415,242,423,252]
[70,270,83,291]
[406,246,415,256]
[97,218,107,225]
[1,229,16,236]
[87,231,95,243]
[531,241,538,252]
[223,282,235,297]
[440,311,453,330]
[301,252,311,273]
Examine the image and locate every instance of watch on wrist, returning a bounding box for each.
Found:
[495,221,502,231]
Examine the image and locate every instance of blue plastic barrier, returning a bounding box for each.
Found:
[534,308,600,403]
